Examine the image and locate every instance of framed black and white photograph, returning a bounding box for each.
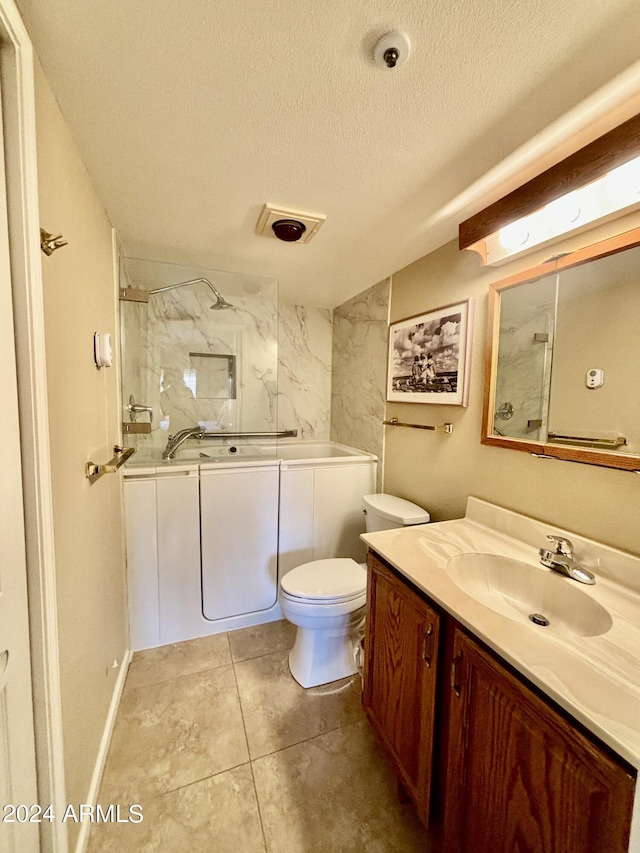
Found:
[387,298,473,406]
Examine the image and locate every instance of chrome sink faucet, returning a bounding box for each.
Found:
[539,535,595,585]
[163,426,204,460]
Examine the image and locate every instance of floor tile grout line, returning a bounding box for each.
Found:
[248,715,367,764]
[230,642,294,666]
[231,650,270,853]
[96,626,421,851]
[102,631,252,810]
[147,757,254,801]
[124,666,236,696]
[123,661,232,693]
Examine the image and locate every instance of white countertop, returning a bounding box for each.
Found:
[362,497,640,770]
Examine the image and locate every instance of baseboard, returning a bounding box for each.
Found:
[74,649,133,853]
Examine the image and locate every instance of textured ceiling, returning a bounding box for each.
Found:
[15,0,640,306]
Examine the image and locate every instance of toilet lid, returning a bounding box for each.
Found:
[281,559,367,602]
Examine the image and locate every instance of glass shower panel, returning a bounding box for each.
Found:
[493,272,557,441]
[120,257,279,460]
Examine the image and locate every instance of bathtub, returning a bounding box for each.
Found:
[271,441,373,461]
[123,441,377,649]
[126,439,374,468]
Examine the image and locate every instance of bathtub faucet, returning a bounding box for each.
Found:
[163,426,204,460]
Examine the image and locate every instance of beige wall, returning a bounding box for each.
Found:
[34,61,128,842]
[385,215,640,557]
[549,264,640,454]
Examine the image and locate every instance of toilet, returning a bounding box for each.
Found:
[279,493,430,688]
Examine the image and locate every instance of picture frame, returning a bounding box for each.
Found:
[387,298,474,406]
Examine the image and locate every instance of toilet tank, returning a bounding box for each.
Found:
[362,493,430,532]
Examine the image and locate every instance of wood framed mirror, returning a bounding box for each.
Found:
[482,227,640,471]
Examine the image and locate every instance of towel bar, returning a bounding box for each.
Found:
[547,432,627,449]
[383,418,453,434]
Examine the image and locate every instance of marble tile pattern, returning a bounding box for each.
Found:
[120,258,335,456]
[331,279,390,490]
[277,303,333,440]
[494,282,555,441]
[121,267,280,456]
[88,619,432,852]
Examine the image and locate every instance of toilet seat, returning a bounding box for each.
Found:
[280,558,366,603]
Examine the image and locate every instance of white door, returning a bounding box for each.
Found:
[0,70,40,852]
[200,464,279,620]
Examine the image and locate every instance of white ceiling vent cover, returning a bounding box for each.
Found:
[256,204,326,243]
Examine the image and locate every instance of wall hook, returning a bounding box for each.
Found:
[40,228,68,256]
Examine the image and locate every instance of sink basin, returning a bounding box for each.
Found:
[445,553,612,638]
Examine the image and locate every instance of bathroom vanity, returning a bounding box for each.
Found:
[362,498,640,852]
[123,441,376,649]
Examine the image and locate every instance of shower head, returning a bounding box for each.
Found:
[149,277,234,309]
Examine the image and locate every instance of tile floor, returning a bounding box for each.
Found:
[87,620,432,852]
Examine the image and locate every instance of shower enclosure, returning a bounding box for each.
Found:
[119,257,283,459]
[493,271,556,441]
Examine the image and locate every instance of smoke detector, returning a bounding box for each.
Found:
[256,204,326,243]
[373,30,411,69]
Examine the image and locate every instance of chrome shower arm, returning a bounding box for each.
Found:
[149,278,231,307]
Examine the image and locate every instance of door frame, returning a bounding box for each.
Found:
[0,1,67,850]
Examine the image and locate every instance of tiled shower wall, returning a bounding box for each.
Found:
[121,290,334,452]
[277,305,333,440]
[331,279,390,489]
[494,279,555,442]
[121,269,389,460]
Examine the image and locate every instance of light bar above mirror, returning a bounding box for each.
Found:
[459,113,640,265]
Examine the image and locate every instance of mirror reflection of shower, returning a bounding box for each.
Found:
[119,257,278,459]
[493,272,557,442]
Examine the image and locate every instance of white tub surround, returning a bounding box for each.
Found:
[362,497,640,769]
[279,443,377,574]
[124,442,376,649]
[128,439,372,466]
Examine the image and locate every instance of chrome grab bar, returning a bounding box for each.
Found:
[86,445,135,479]
[163,428,298,459]
[197,429,298,440]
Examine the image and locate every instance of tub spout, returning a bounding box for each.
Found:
[163,426,204,459]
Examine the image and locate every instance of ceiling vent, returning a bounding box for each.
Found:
[256,204,326,244]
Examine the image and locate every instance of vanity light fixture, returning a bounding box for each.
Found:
[488,160,640,263]
[459,113,640,265]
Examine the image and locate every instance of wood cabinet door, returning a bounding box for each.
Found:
[443,627,635,853]
[363,554,440,825]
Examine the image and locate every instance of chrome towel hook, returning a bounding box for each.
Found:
[40,228,68,256]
